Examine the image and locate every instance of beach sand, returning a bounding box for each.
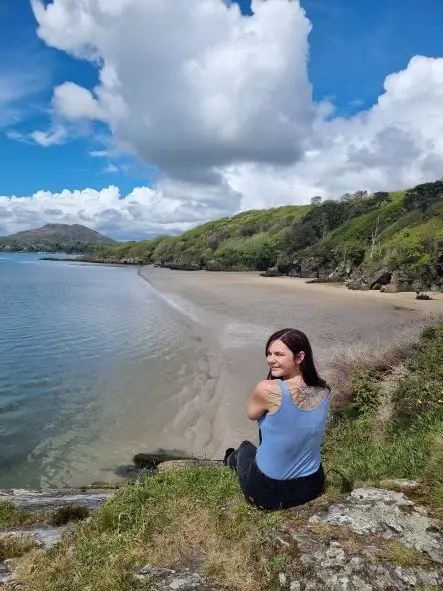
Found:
[140,268,443,459]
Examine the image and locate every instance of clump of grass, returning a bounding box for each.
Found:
[0,501,48,529]
[379,540,431,569]
[422,435,443,509]
[50,505,90,526]
[0,535,37,562]
[15,468,285,591]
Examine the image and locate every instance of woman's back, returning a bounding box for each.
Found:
[256,379,329,480]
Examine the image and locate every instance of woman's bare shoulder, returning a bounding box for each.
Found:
[254,380,281,396]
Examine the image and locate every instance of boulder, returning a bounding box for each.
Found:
[369,271,392,290]
[260,266,281,277]
[383,272,416,293]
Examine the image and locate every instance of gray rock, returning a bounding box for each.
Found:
[1,526,67,550]
[134,565,225,590]
[290,532,442,590]
[0,559,15,586]
[0,488,114,512]
[379,479,421,492]
[309,487,443,564]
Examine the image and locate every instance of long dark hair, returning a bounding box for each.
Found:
[265,328,328,388]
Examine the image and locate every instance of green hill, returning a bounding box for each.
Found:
[86,180,443,288]
[0,223,117,253]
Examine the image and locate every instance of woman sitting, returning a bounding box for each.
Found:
[224,328,330,510]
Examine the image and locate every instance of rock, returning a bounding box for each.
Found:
[379,479,421,493]
[383,272,415,293]
[347,276,369,290]
[205,261,227,272]
[0,559,15,586]
[133,453,192,469]
[166,262,202,271]
[1,526,67,550]
[157,459,223,473]
[0,488,114,512]
[369,271,392,290]
[309,487,443,564]
[290,531,442,590]
[416,292,431,300]
[133,565,225,590]
[260,266,281,277]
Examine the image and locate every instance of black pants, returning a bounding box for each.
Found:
[227,440,325,510]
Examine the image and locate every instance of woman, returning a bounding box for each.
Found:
[224,328,329,510]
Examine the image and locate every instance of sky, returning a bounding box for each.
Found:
[1,0,443,240]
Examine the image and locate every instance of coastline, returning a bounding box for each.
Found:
[140,268,443,459]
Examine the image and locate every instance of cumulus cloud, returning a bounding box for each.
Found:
[31,0,313,181]
[0,180,242,240]
[2,0,442,239]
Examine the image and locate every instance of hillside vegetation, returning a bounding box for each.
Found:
[87,181,443,288]
[0,224,116,253]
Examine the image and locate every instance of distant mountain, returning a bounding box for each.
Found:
[0,223,117,253]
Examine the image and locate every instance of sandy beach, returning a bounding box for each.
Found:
[140,268,443,459]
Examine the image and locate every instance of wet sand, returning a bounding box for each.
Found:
[141,268,443,459]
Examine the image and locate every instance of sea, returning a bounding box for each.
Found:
[0,253,210,489]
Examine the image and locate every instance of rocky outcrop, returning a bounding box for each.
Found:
[380,272,416,293]
[0,488,114,513]
[369,270,392,290]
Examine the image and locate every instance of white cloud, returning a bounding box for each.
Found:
[3,0,442,238]
[30,126,68,147]
[53,82,105,121]
[0,180,241,240]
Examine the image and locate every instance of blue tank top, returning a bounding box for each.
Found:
[256,380,329,480]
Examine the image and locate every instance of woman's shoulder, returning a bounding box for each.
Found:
[254,379,281,396]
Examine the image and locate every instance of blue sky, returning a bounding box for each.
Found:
[1,0,442,198]
[1,0,443,239]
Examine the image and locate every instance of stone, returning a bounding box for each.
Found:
[379,479,421,493]
[157,459,223,473]
[369,271,392,290]
[309,488,443,564]
[1,526,67,550]
[260,266,281,277]
[0,488,114,512]
[134,565,225,590]
[0,559,15,586]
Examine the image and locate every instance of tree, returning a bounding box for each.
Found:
[310,195,322,206]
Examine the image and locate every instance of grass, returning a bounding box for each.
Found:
[0,535,38,562]
[15,469,286,591]
[0,502,47,529]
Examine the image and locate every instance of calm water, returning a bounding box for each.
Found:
[0,254,209,489]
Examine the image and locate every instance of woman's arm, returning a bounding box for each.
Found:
[246,381,269,420]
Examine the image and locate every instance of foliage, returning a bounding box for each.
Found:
[323,321,443,502]
[84,180,443,286]
[348,370,381,415]
[390,324,443,429]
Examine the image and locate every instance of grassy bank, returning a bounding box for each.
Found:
[3,322,443,590]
